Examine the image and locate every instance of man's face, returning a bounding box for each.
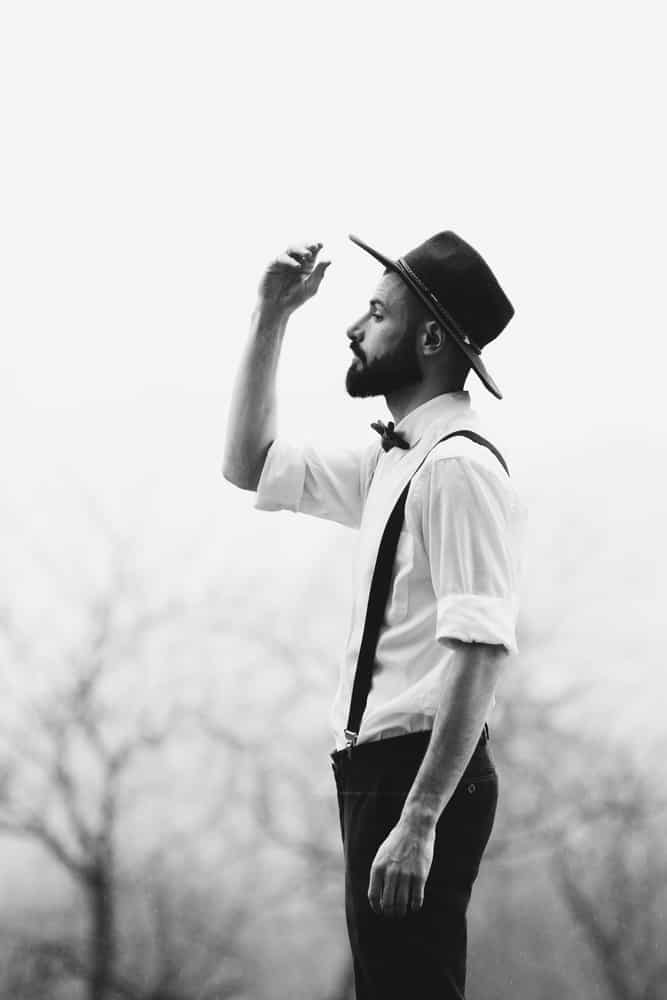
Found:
[345,272,423,398]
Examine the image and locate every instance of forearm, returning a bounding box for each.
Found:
[222,241,329,490]
[401,640,506,832]
[222,303,289,491]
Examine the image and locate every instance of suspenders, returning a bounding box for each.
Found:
[343,430,509,750]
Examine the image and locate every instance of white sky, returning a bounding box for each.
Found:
[1,4,665,715]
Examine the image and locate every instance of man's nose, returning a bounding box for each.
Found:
[347,319,364,342]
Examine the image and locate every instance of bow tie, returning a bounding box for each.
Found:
[371,420,410,452]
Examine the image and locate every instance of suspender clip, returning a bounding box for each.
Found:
[344,729,358,752]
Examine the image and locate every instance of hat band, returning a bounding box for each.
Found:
[395,259,482,355]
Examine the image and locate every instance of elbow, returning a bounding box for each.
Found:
[221,463,258,492]
[221,441,272,492]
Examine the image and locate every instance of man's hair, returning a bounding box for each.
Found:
[382,268,430,330]
[385,270,471,383]
[404,289,432,331]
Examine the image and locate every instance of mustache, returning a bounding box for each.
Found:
[349,344,366,364]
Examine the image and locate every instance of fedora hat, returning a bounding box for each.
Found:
[349,231,514,399]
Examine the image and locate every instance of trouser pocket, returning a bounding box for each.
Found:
[428,770,499,892]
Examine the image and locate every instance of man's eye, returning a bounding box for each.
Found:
[372,312,383,322]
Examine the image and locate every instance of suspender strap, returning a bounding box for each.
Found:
[344,430,509,748]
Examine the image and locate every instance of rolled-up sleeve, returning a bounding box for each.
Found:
[255,438,376,529]
[255,440,307,513]
[417,456,521,653]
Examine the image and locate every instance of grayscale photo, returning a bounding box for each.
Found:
[0,4,665,1000]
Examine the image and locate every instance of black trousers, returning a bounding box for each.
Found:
[330,730,498,1000]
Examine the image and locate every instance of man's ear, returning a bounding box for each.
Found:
[421,319,444,356]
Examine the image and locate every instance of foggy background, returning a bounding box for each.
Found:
[1,3,665,998]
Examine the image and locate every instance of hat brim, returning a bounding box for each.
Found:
[348,233,398,273]
[348,233,503,400]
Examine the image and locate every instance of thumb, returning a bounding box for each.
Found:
[304,259,331,296]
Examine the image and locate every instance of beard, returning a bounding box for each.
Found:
[345,331,423,398]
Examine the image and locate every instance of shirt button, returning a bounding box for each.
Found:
[466,783,476,794]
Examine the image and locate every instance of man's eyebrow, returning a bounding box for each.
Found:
[369,298,387,310]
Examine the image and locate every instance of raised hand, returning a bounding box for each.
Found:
[257,242,331,316]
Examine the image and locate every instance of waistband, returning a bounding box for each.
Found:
[330,723,489,766]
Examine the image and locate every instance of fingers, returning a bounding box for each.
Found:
[303,258,331,294]
[380,866,400,917]
[272,254,302,270]
[286,241,322,261]
[409,874,425,914]
[286,242,323,273]
[368,862,384,916]
[393,875,412,919]
[269,243,323,273]
[369,865,420,919]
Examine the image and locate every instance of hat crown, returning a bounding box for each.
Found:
[401,231,513,348]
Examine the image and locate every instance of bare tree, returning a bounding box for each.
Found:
[197,586,355,1000]
[0,515,356,1000]
[0,547,204,1000]
[553,745,667,1000]
[477,639,667,1000]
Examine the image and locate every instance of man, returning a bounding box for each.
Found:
[223,231,523,999]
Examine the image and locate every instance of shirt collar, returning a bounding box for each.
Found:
[392,391,472,449]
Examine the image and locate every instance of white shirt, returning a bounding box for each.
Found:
[255,391,525,750]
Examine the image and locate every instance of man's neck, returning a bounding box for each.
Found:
[385,381,465,424]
